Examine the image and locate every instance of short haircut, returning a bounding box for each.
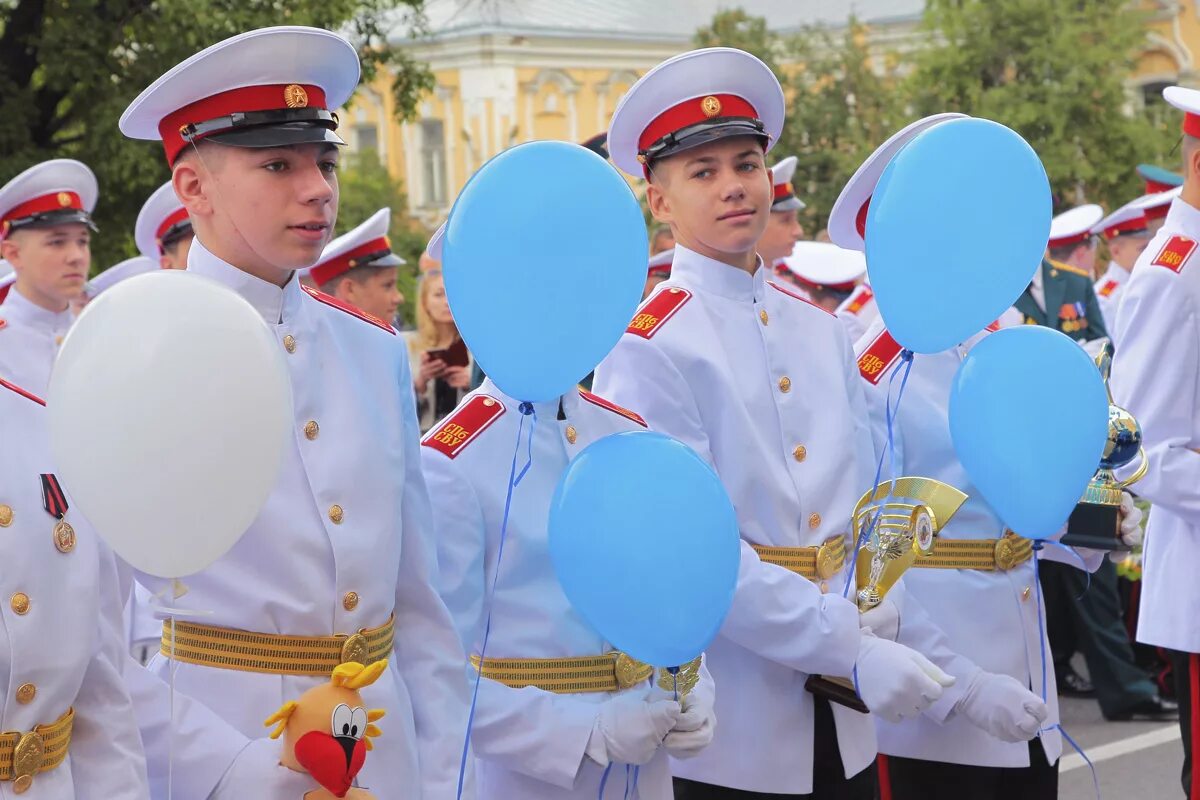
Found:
[319,263,390,294]
[1048,240,1089,263]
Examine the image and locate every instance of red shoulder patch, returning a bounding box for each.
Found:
[578,389,647,427]
[844,284,875,315]
[627,287,691,339]
[421,394,505,458]
[301,284,396,334]
[0,376,45,406]
[767,281,833,315]
[1097,280,1119,298]
[1151,235,1197,273]
[857,329,904,385]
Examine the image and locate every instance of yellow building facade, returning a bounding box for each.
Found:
[344,0,1200,226]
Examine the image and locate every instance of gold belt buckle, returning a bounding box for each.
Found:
[816,535,844,580]
[613,652,650,690]
[993,533,1021,572]
[340,632,370,664]
[12,730,43,794]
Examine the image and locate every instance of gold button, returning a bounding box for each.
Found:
[16,683,35,704]
[779,376,792,393]
[808,513,822,530]
[819,581,829,593]
[13,774,31,794]
[283,334,297,354]
[10,593,29,615]
[793,445,807,462]
[0,504,11,527]
[565,425,578,445]
[483,398,496,407]
[329,504,344,525]
[1022,586,1032,602]
[759,309,769,325]
[304,420,319,440]
[343,591,360,612]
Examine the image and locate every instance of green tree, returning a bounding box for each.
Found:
[335,148,427,327]
[908,0,1177,210]
[0,0,433,271]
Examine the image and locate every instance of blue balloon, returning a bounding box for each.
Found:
[867,118,1051,353]
[442,142,647,402]
[949,327,1109,539]
[549,431,740,667]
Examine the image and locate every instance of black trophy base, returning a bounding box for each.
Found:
[1061,501,1128,552]
[806,674,869,714]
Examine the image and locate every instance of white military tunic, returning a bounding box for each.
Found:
[853,319,1080,768]
[0,289,73,397]
[592,246,971,794]
[423,381,686,799]
[124,238,471,800]
[1094,261,1130,331]
[836,281,878,346]
[0,377,148,799]
[1111,198,1200,652]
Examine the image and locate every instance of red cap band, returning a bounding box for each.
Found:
[1144,202,1170,221]
[310,236,391,286]
[1183,112,1200,139]
[773,181,794,202]
[1145,178,1177,194]
[155,207,191,251]
[638,94,760,153]
[1102,215,1148,240]
[159,83,327,165]
[1,191,84,238]
[855,197,871,240]
[1048,230,1091,249]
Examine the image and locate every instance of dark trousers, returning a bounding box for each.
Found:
[673,698,875,799]
[1170,649,1198,798]
[877,740,1057,800]
[1041,558,1157,716]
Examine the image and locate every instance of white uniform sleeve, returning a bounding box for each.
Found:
[895,590,980,722]
[393,343,476,799]
[594,336,861,677]
[68,544,150,800]
[1111,271,1200,517]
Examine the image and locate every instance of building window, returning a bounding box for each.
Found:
[1142,80,1172,108]
[420,119,447,207]
[355,123,379,153]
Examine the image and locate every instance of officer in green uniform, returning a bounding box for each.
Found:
[1016,204,1177,721]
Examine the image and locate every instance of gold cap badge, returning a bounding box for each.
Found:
[56,192,71,207]
[701,95,722,117]
[284,84,309,109]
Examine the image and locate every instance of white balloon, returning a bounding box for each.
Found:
[48,270,292,578]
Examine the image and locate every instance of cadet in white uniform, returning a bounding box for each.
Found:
[777,241,865,314]
[306,207,406,326]
[0,160,97,396]
[1111,84,1200,800]
[0,374,150,798]
[1091,201,1151,330]
[134,181,193,270]
[423,381,716,799]
[118,26,471,800]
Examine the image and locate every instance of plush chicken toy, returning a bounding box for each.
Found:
[265,660,388,800]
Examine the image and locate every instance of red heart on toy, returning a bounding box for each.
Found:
[294,731,367,798]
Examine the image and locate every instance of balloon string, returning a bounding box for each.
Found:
[456,403,537,800]
[599,764,613,799]
[1031,543,1100,800]
[844,350,915,599]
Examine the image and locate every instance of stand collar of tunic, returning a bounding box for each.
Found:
[669,244,763,302]
[1165,195,1200,236]
[1,286,73,332]
[186,236,304,325]
[1105,260,1130,281]
[480,377,582,420]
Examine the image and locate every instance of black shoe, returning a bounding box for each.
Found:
[1057,668,1095,698]
[1105,695,1180,721]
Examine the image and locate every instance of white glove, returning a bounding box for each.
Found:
[955,671,1048,743]
[211,737,315,799]
[1118,491,1144,549]
[860,596,900,642]
[663,667,716,759]
[585,687,681,767]
[854,632,955,723]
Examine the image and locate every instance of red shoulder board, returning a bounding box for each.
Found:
[578,389,647,427]
[627,287,691,339]
[1097,280,1119,298]
[844,284,875,314]
[301,285,396,334]
[0,376,45,406]
[0,318,7,331]
[1151,235,1197,273]
[421,394,505,458]
[767,281,833,315]
[857,329,904,385]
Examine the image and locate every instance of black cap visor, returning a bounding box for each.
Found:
[7,208,97,234]
[205,121,345,152]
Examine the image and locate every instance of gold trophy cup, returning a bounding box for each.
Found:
[1063,342,1148,551]
[805,477,967,713]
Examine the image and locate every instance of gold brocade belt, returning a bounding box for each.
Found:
[0,707,73,794]
[751,535,847,581]
[470,653,703,696]
[160,615,394,676]
[916,533,1033,572]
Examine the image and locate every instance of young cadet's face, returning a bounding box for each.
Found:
[338,266,403,323]
[647,137,771,259]
[757,208,805,264]
[0,223,90,307]
[182,142,339,276]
